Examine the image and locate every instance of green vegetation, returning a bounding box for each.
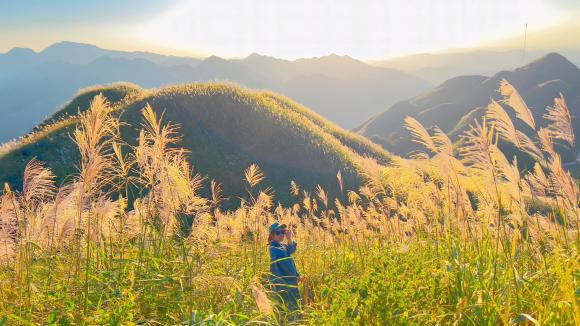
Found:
[0,82,391,206]
[0,82,578,324]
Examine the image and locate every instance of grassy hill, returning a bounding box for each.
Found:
[0,82,392,206]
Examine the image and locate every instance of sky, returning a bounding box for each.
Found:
[1,0,579,59]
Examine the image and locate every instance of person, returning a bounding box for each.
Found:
[268,222,301,311]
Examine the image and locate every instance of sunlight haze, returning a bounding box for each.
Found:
[135,0,565,59]
[0,0,576,59]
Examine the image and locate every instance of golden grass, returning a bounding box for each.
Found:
[0,81,577,324]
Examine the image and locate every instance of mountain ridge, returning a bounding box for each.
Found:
[357,52,580,163]
[374,49,580,84]
[0,42,431,142]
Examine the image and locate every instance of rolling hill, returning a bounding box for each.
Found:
[0,82,392,206]
[357,53,580,162]
[0,42,430,142]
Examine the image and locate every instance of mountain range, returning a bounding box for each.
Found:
[375,49,580,84]
[4,42,580,173]
[0,41,431,142]
[357,53,580,164]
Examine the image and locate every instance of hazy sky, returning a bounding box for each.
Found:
[1,0,578,59]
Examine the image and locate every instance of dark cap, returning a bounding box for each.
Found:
[269,221,287,234]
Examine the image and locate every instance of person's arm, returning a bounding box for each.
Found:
[285,241,297,255]
[285,229,297,255]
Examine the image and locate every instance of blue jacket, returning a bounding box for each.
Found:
[269,241,300,286]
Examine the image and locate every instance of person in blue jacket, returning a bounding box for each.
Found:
[268,222,301,310]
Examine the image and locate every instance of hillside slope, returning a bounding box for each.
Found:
[358,53,580,161]
[0,83,392,206]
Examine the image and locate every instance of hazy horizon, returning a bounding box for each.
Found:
[2,0,580,60]
[2,37,579,63]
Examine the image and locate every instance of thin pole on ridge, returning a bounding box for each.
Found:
[522,23,528,64]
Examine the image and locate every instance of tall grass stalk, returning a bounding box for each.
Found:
[0,83,577,324]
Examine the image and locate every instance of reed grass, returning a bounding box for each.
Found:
[0,81,578,325]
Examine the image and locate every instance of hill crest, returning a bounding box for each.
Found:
[0,82,392,206]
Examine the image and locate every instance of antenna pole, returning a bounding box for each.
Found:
[522,23,528,64]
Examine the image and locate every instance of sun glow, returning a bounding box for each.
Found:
[134,0,563,59]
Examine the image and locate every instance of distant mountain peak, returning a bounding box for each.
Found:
[321,53,356,61]
[6,47,36,56]
[42,41,101,52]
[523,52,578,71]
[241,52,288,66]
[38,41,110,64]
[295,53,363,67]
[246,52,263,59]
[41,41,102,53]
[196,55,234,71]
[204,55,227,62]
